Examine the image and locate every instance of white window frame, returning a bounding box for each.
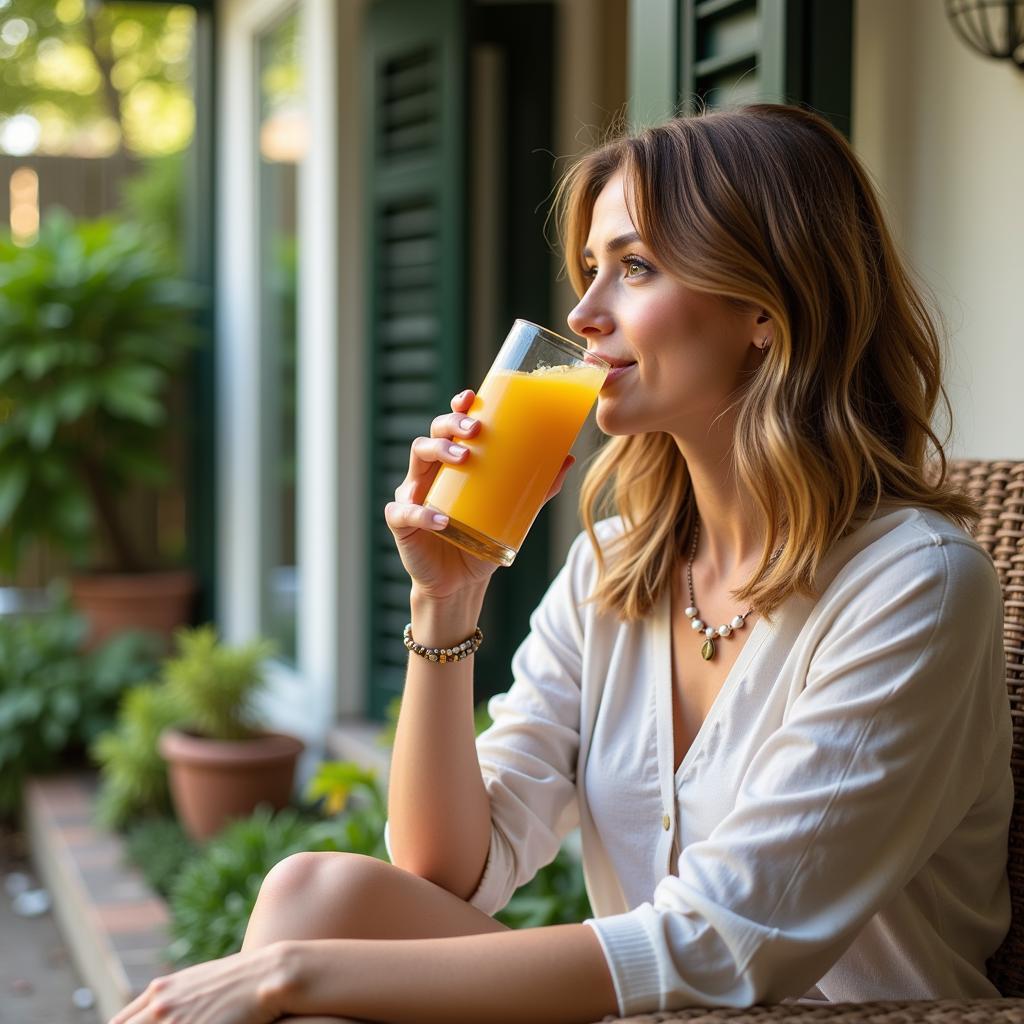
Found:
[216,0,353,747]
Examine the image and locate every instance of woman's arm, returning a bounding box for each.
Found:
[273,923,619,1024]
[387,583,494,900]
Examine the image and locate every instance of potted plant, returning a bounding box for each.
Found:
[157,625,305,841]
[0,208,203,646]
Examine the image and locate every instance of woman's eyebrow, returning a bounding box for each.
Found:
[582,231,642,260]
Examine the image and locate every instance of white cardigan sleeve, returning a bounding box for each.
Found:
[463,531,590,915]
[584,535,1007,1015]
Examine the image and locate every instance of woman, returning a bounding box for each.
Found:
[111,104,1011,1023]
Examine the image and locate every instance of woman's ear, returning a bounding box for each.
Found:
[754,311,773,349]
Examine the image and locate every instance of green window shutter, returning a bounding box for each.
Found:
[682,0,771,109]
[363,0,467,721]
[630,0,852,135]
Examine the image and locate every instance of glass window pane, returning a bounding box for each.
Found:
[257,10,304,663]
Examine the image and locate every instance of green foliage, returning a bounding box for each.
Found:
[0,208,203,574]
[303,761,388,860]
[0,590,159,815]
[123,815,197,900]
[91,681,186,829]
[495,846,593,928]
[0,1,195,157]
[119,153,187,272]
[146,745,589,966]
[167,805,380,965]
[163,626,277,741]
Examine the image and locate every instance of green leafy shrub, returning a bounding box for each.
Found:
[119,153,186,272]
[495,847,593,928]
[167,762,388,964]
[0,208,203,574]
[91,682,186,829]
[167,805,369,964]
[151,738,590,965]
[0,592,159,814]
[164,625,276,740]
[302,760,388,860]
[123,816,197,899]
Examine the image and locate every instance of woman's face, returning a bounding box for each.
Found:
[567,171,768,439]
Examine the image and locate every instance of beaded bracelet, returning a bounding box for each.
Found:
[403,623,483,664]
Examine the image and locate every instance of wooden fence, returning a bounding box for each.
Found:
[0,151,137,223]
[0,152,186,590]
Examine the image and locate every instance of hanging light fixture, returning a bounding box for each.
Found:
[945,0,1024,70]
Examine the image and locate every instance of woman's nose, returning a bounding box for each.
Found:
[567,296,613,339]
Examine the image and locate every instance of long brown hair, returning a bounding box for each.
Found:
[552,104,979,622]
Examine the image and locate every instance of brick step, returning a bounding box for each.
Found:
[24,773,171,1023]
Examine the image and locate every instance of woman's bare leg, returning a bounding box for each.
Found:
[241,851,510,951]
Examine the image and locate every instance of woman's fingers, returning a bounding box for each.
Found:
[397,435,470,506]
[392,390,478,508]
[412,435,470,470]
[385,500,449,537]
[429,410,479,440]
[543,454,576,503]
[449,388,475,414]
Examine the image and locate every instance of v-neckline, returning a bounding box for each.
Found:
[653,587,773,788]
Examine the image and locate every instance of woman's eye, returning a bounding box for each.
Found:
[622,255,651,278]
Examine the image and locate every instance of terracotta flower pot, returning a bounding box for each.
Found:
[158,727,305,841]
[70,569,197,650]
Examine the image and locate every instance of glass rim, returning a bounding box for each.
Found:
[513,319,610,369]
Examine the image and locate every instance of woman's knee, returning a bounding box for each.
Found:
[256,851,386,910]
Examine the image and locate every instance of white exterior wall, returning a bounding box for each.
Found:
[853,0,1024,460]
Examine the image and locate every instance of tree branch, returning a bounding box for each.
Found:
[83,0,124,142]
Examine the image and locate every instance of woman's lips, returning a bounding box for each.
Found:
[602,363,636,388]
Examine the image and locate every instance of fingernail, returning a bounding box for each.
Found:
[449,444,466,456]
[460,418,474,431]
[433,513,449,525]
[458,390,469,400]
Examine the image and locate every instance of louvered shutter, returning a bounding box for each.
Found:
[631,1,852,135]
[681,0,776,107]
[364,0,467,720]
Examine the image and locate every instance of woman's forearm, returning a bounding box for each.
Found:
[386,583,494,900]
[273,923,619,1024]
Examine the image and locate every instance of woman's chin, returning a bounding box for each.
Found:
[595,400,638,437]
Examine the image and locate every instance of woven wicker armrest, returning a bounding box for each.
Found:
[277,1003,1024,1024]
[599,1000,1024,1023]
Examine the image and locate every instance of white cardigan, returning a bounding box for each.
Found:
[385,504,1012,1016]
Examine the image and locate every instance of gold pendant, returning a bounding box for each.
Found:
[701,637,716,660]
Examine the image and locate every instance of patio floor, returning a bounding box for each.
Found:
[1,818,100,1024]
[21,774,172,1023]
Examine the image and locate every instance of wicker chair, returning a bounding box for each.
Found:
[285,460,1024,1024]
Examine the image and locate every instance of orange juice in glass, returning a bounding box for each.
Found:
[425,320,609,566]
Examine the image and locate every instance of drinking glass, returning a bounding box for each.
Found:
[424,320,609,566]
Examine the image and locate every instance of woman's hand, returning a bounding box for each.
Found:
[384,388,575,600]
[108,947,288,1024]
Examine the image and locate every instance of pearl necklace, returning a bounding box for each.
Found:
[683,515,783,661]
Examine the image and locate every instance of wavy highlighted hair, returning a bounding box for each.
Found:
[552,104,980,622]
